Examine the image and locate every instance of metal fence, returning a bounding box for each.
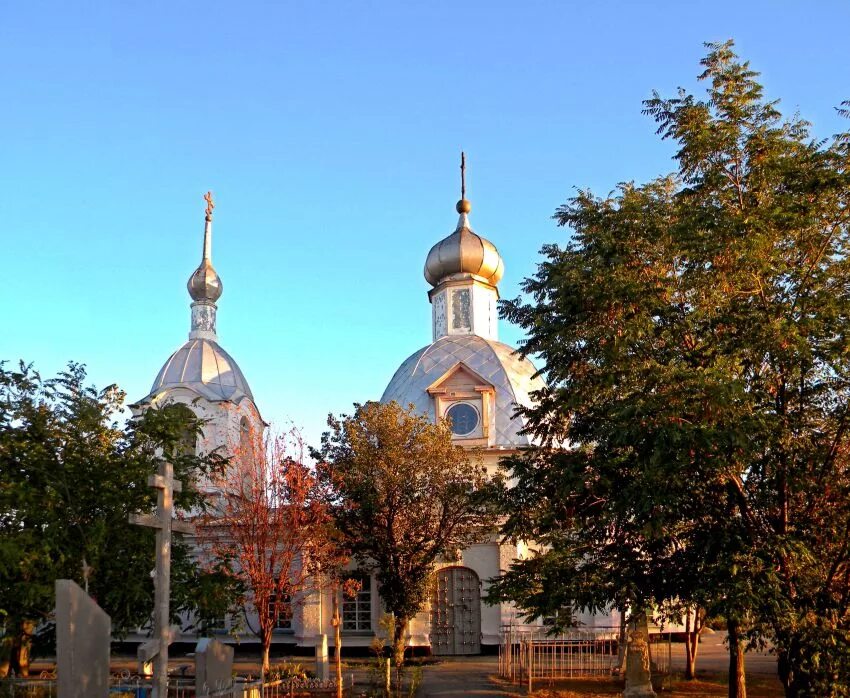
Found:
[108,671,195,697]
[202,676,352,697]
[498,625,671,692]
[0,673,352,698]
[0,674,57,698]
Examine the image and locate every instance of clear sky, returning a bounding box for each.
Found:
[3,1,849,448]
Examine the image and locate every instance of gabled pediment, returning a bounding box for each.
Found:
[426,361,495,396]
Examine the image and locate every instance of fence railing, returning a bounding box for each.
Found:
[0,672,352,698]
[498,625,671,692]
[196,675,354,697]
[0,675,57,698]
[205,676,352,698]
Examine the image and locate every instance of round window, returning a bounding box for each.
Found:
[446,403,479,436]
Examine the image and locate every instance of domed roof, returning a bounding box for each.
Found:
[424,206,505,288]
[381,334,545,448]
[150,338,254,403]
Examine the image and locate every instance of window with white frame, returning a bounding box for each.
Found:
[269,593,292,631]
[208,613,228,634]
[342,574,372,631]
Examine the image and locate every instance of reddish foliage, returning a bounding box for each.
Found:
[196,424,344,672]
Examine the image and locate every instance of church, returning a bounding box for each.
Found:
[132,168,573,655]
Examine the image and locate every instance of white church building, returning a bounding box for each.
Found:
[133,179,610,656]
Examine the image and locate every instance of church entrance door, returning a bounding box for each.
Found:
[430,566,481,655]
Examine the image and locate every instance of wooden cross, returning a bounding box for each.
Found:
[129,460,194,698]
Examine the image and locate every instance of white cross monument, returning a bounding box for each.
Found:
[130,459,194,698]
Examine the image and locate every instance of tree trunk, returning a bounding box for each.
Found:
[0,635,11,678]
[262,627,272,678]
[727,618,746,698]
[332,589,343,698]
[684,606,703,680]
[392,618,407,669]
[390,616,408,696]
[616,610,627,673]
[685,608,694,680]
[10,620,34,678]
[777,646,793,698]
[777,636,809,698]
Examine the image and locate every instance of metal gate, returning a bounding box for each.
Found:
[498,625,672,692]
[430,566,481,655]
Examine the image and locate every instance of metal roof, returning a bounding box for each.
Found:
[148,338,255,403]
[381,334,545,448]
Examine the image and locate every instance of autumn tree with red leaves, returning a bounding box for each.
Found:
[196,426,340,674]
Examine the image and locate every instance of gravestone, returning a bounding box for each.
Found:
[195,638,234,695]
[623,612,656,698]
[129,459,193,698]
[56,579,111,698]
[315,633,329,682]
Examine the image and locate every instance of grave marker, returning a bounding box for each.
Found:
[56,579,110,698]
[315,633,329,682]
[623,612,656,698]
[195,638,234,695]
[130,459,194,698]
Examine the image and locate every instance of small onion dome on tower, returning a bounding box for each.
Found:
[187,195,223,302]
[140,192,257,407]
[423,199,505,287]
[423,154,504,288]
[188,259,222,302]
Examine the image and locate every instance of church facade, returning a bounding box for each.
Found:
[134,178,589,655]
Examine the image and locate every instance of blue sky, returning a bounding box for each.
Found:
[2,1,849,447]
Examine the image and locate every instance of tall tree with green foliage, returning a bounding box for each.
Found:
[316,401,489,674]
[0,361,235,674]
[488,42,850,697]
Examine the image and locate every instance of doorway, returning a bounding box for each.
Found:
[430,566,481,655]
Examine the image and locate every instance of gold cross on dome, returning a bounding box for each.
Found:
[204,191,215,218]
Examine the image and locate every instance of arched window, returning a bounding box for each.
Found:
[170,403,198,458]
[239,416,255,468]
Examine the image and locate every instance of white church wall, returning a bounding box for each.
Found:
[470,283,498,341]
[460,543,501,646]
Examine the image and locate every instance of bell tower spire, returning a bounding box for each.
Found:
[423,154,504,341]
[187,191,223,340]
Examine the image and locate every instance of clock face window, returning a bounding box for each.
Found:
[446,403,479,436]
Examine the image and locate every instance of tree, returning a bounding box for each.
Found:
[196,427,339,675]
[489,41,850,698]
[316,401,490,673]
[0,361,228,675]
[328,574,362,698]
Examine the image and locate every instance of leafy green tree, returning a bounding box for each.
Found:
[0,361,233,674]
[316,401,489,674]
[488,42,850,697]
